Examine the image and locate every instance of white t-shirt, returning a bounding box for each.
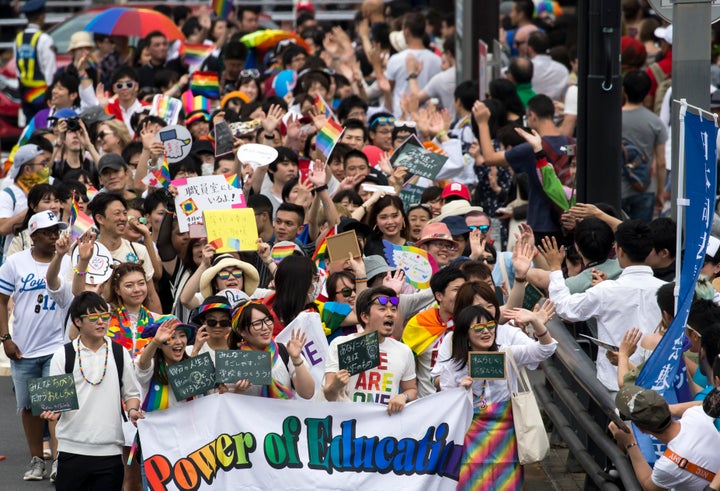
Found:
[107,238,154,281]
[0,249,70,358]
[0,184,27,257]
[385,49,442,117]
[326,333,416,405]
[652,406,720,490]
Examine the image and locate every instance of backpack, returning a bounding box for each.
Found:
[648,62,671,116]
[0,187,16,267]
[620,137,651,192]
[541,136,575,187]
[65,340,127,421]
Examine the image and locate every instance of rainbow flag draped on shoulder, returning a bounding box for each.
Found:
[402,307,447,356]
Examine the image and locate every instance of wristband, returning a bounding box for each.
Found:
[514,276,527,283]
[534,149,547,159]
[625,442,638,450]
[355,277,368,283]
[435,130,448,140]
[406,73,418,80]
[535,330,549,338]
[292,358,304,367]
[314,184,328,193]
[265,257,274,265]
[73,267,87,276]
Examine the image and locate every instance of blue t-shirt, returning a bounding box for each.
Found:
[504,136,570,233]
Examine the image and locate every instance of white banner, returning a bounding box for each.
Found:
[138,389,473,491]
[275,311,329,396]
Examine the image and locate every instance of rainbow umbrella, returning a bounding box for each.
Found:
[240,30,310,55]
[84,8,185,42]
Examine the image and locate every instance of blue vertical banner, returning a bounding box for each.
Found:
[633,108,718,464]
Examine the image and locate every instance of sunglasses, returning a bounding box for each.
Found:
[371,295,399,307]
[82,312,112,323]
[114,81,135,90]
[96,131,108,140]
[339,287,355,298]
[370,116,395,128]
[205,319,232,328]
[472,320,497,332]
[468,225,490,233]
[217,268,244,280]
[249,317,273,331]
[240,69,260,79]
[394,120,417,128]
[428,240,458,252]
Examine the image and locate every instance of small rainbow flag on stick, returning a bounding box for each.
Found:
[212,0,232,21]
[24,86,46,105]
[313,94,337,122]
[271,242,296,264]
[183,44,215,72]
[315,119,344,158]
[69,193,94,240]
[190,71,220,99]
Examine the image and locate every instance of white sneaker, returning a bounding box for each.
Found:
[23,456,45,481]
[50,459,58,483]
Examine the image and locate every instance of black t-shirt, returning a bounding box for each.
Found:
[52,158,99,188]
[136,59,187,90]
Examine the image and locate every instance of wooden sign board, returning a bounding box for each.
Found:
[326,230,361,263]
[167,352,216,400]
[338,330,380,376]
[28,374,79,416]
[468,351,506,380]
[214,350,272,385]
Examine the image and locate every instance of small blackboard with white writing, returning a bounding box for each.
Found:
[167,352,216,400]
[522,284,545,311]
[468,351,506,380]
[28,374,79,416]
[214,350,272,385]
[338,330,381,376]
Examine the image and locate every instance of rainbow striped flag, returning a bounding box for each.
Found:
[313,94,337,122]
[271,242,296,264]
[183,43,214,72]
[155,156,172,188]
[69,193,94,240]
[315,119,343,157]
[402,307,446,355]
[86,186,99,201]
[212,0,232,21]
[24,86,45,105]
[150,94,182,125]
[312,225,336,273]
[190,71,220,99]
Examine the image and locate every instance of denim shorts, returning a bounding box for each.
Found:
[10,354,53,411]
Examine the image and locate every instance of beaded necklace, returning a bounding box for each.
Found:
[77,339,109,386]
[473,379,488,410]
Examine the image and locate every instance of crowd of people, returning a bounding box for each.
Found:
[3,0,720,489]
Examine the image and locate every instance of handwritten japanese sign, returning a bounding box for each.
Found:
[204,208,258,252]
[28,374,79,416]
[390,134,447,180]
[338,331,380,376]
[173,174,246,233]
[166,353,216,400]
[468,351,506,380]
[214,350,272,385]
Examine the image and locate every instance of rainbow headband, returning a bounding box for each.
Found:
[198,302,232,315]
[231,300,262,332]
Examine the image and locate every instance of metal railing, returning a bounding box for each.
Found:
[534,315,642,491]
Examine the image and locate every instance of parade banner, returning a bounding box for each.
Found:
[636,107,718,463]
[138,389,473,491]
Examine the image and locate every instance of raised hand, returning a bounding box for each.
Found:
[262,104,284,134]
[286,328,307,360]
[538,236,565,271]
[55,233,72,256]
[514,127,543,152]
[382,269,406,295]
[619,327,642,358]
[472,100,491,125]
[309,159,328,188]
[512,240,535,278]
[77,230,96,261]
[153,319,177,345]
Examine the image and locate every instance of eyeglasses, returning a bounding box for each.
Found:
[239,69,260,79]
[370,116,395,128]
[339,287,355,298]
[394,120,417,128]
[468,225,490,233]
[370,295,399,308]
[472,320,497,332]
[96,131,108,140]
[428,240,458,252]
[114,81,135,90]
[205,319,232,328]
[82,312,112,323]
[217,268,243,280]
[249,317,273,331]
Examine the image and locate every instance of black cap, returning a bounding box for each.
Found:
[338,217,371,239]
[98,153,127,173]
[20,0,45,14]
[191,139,214,156]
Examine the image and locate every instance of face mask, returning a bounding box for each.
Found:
[201,163,214,176]
[307,278,322,303]
[130,169,137,180]
[17,166,50,194]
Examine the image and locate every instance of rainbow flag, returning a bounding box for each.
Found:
[150,94,182,125]
[315,119,343,157]
[312,225,336,273]
[190,71,220,99]
[156,156,172,188]
[24,86,46,105]
[212,0,232,21]
[271,242,296,265]
[317,301,353,342]
[183,43,214,72]
[182,90,211,115]
[86,186,99,201]
[402,307,446,355]
[313,94,336,122]
[69,193,94,240]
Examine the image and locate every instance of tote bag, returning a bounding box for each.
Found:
[506,348,549,465]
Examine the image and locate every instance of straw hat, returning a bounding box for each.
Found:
[429,199,484,223]
[199,254,260,299]
[68,31,94,52]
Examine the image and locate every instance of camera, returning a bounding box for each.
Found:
[66,117,81,132]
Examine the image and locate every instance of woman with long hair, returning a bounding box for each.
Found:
[7,183,63,256]
[265,255,319,336]
[437,304,557,490]
[96,120,131,156]
[363,194,409,257]
[226,302,314,399]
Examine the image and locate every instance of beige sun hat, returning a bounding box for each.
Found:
[429,199,484,223]
[199,254,260,299]
[68,31,94,52]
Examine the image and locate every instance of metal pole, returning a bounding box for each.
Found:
[456,0,497,84]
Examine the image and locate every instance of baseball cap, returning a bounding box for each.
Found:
[615,385,672,432]
[50,108,79,120]
[654,24,673,45]
[442,215,471,236]
[28,210,68,236]
[80,106,113,126]
[13,144,45,169]
[98,153,127,174]
[442,182,471,201]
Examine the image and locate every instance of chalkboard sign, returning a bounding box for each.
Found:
[214,350,272,385]
[522,284,545,311]
[390,135,447,181]
[468,351,506,380]
[338,331,381,376]
[214,121,234,157]
[166,352,216,400]
[28,374,79,416]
